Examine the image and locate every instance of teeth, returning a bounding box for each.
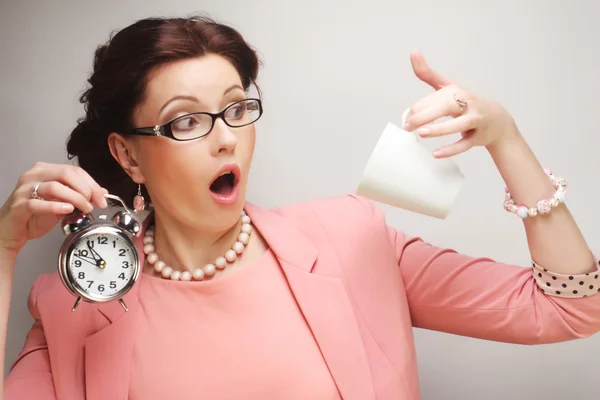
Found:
[219,171,231,177]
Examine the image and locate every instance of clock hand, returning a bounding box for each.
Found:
[86,242,100,261]
[73,254,98,267]
[75,251,96,261]
[87,243,107,269]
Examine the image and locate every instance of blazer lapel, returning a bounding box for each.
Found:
[246,204,375,400]
[84,303,139,400]
[84,211,149,400]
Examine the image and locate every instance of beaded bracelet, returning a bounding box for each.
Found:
[504,168,567,219]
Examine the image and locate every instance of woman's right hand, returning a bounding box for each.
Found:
[0,162,108,258]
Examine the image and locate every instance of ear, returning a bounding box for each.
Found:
[107,133,146,184]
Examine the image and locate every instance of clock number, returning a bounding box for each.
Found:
[119,249,126,257]
[86,240,94,248]
[78,272,85,279]
[113,240,116,248]
[79,250,89,257]
[87,280,94,288]
[74,260,82,268]
[97,237,108,245]
[98,284,105,292]
[122,261,130,269]
[110,281,117,289]
[118,273,126,280]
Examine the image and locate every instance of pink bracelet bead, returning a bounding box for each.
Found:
[504,168,567,219]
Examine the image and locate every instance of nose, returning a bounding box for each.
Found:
[210,119,237,156]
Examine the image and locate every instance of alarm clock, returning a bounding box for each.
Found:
[58,193,142,312]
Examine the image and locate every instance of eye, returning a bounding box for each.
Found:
[225,103,247,120]
[171,114,202,132]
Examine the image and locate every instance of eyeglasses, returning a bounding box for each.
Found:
[126,98,263,141]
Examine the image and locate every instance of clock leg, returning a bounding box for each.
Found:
[71,296,82,312]
[119,299,129,312]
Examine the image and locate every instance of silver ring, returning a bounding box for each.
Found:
[31,182,44,200]
[453,92,468,109]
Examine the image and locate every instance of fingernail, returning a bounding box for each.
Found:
[86,203,94,213]
[62,204,74,213]
[403,122,410,131]
[100,189,109,208]
[418,128,430,137]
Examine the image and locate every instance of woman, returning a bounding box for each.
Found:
[1,15,599,400]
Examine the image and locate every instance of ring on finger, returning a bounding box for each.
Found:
[31,182,44,201]
[453,92,468,110]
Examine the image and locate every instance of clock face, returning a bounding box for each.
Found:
[67,231,137,299]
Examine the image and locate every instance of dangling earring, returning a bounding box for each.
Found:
[133,183,145,213]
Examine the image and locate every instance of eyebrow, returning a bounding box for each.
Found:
[158,84,245,114]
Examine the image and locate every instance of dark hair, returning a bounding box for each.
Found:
[66,16,261,207]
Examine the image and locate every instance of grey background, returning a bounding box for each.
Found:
[1,0,599,398]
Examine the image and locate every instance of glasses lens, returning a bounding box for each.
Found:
[170,113,213,140]
[224,99,261,127]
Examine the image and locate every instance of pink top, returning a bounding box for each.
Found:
[129,249,341,400]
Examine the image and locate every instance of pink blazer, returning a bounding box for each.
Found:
[5,195,600,399]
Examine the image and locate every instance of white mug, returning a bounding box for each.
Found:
[356,110,465,219]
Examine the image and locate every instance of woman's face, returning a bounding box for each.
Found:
[127,54,256,231]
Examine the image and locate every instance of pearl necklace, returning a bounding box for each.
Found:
[142,210,252,281]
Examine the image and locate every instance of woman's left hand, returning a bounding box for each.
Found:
[403,50,521,158]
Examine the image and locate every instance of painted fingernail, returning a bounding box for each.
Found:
[418,128,430,136]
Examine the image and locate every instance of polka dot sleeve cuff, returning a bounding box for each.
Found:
[533,255,600,298]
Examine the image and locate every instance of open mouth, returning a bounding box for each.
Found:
[209,165,240,197]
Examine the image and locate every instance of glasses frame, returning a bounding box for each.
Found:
[125,98,263,142]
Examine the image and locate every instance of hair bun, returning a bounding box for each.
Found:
[66,118,98,160]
